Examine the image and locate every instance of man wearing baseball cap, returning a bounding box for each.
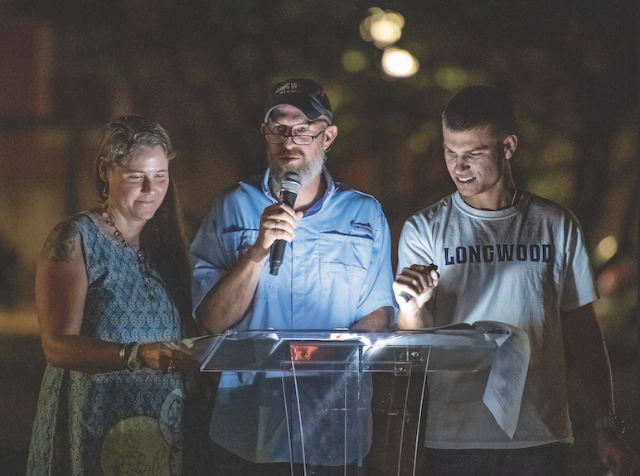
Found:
[190,78,395,474]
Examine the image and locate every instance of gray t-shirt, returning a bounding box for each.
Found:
[397,191,597,449]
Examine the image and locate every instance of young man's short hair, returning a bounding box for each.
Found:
[442,85,516,139]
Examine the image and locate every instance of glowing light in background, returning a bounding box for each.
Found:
[595,235,618,262]
[342,50,367,73]
[381,48,419,78]
[359,7,405,49]
[435,66,468,91]
[357,8,418,79]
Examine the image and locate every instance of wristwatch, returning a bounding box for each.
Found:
[127,342,142,371]
[595,415,625,434]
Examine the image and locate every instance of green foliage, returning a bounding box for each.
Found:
[3,0,636,247]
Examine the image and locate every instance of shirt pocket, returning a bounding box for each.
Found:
[317,233,373,305]
[221,229,259,264]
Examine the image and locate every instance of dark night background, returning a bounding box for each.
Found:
[0,1,636,474]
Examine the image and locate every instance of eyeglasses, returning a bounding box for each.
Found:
[264,127,327,145]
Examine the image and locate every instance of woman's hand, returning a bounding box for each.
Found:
[140,341,200,374]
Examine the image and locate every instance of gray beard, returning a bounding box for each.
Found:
[267,148,326,193]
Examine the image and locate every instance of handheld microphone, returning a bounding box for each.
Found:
[269,171,301,276]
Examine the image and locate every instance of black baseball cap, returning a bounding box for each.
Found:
[263,78,333,124]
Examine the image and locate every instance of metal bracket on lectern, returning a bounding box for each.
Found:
[393,346,425,375]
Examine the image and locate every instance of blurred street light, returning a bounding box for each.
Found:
[594,235,619,266]
[359,8,418,79]
[360,7,405,49]
[381,47,419,78]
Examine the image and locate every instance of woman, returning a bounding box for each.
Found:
[27,116,201,476]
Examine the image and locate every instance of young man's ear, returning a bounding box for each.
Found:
[503,134,517,160]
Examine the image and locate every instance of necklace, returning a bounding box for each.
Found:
[510,188,519,206]
[101,202,130,247]
[101,202,154,299]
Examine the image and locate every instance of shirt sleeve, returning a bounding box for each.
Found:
[560,214,599,312]
[190,202,230,317]
[396,214,435,278]
[355,206,396,320]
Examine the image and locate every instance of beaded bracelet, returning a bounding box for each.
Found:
[137,343,147,368]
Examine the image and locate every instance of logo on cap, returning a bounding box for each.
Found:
[273,82,303,95]
[264,78,332,123]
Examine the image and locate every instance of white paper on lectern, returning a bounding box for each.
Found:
[178,334,226,368]
[474,321,530,439]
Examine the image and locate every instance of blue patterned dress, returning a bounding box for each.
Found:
[27,212,186,476]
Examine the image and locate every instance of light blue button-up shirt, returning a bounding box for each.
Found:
[191,167,395,331]
[190,168,395,464]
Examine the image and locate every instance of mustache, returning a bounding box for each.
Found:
[267,150,326,188]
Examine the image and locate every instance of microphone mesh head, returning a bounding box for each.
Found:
[281,171,301,194]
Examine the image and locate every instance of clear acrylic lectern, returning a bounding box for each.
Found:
[181,325,509,476]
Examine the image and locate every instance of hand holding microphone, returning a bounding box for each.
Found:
[269,172,301,276]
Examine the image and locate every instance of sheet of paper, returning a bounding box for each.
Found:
[475,321,530,439]
[178,335,226,369]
